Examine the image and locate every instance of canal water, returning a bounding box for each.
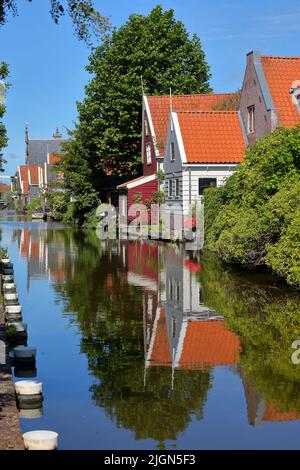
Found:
[1,220,300,450]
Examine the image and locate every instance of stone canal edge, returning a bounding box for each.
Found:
[0,283,24,450]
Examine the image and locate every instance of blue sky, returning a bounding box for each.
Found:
[0,0,300,177]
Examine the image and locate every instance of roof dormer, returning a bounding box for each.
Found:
[290,80,300,112]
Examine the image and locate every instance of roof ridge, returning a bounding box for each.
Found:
[28,138,66,142]
[147,92,235,98]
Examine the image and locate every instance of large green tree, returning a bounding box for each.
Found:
[59,5,211,221]
[0,61,8,172]
[0,0,108,45]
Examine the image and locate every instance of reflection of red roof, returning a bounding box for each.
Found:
[179,321,240,368]
[149,308,172,367]
[261,56,300,127]
[177,111,247,163]
[30,241,40,258]
[263,402,300,422]
[184,260,201,273]
[147,94,237,156]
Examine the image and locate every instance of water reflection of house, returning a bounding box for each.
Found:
[242,372,300,427]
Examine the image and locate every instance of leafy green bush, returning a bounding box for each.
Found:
[204,126,300,288]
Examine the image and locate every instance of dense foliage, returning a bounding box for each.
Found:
[204,126,300,288]
[58,5,211,223]
[0,0,108,45]
[0,62,8,172]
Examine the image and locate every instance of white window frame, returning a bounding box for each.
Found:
[170,142,175,162]
[146,144,152,165]
[145,119,150,137]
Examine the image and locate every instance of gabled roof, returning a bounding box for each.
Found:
[48,152,61,165]
[28,165,40,185]
[261,55,300,127]
[145,93,238,157]
[174,110,247,164]
[18,165,29,195]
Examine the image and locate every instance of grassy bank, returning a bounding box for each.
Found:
[204,126,300,289]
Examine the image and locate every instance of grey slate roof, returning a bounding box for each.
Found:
[28,139,67,165]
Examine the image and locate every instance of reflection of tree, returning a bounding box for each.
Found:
[199,253,300,413]
[52,235,212,447]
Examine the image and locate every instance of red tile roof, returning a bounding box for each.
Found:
[19,165,28,182]
[176,111,247,164]
[261,56,300,127]
[117,174,154,189]
[147,94,237,156]
[179,321,240,368]
[263,402,300,422]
